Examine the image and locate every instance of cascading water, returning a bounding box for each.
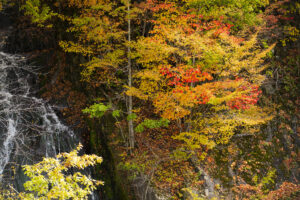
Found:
[0,10,100,199]
[0,51,76,184]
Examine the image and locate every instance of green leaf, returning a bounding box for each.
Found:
[82,103,111,118]
[127,113,137,121]
[112,110,121,118]
[135,118,169,133]
[135,124,144,133]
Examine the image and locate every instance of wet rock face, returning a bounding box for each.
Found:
[0,11,11,28]
[0,11,12,49]
[0,6,56,53]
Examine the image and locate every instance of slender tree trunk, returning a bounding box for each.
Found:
[127,0,134,149]
[185,55,196,132]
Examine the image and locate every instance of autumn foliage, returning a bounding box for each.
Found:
[18,0,300,199]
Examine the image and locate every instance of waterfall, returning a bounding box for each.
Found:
[0,51,76,183]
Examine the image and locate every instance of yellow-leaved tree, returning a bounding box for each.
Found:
[1,144,103,200]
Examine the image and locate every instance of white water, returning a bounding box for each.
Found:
[0,51,75,179]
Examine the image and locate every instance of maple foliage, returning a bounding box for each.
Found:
[226,83,262,110]
[129,0,274,124]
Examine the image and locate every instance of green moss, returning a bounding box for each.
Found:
[87,117,131,200]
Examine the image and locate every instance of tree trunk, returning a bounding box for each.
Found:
[127,0,134,150]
